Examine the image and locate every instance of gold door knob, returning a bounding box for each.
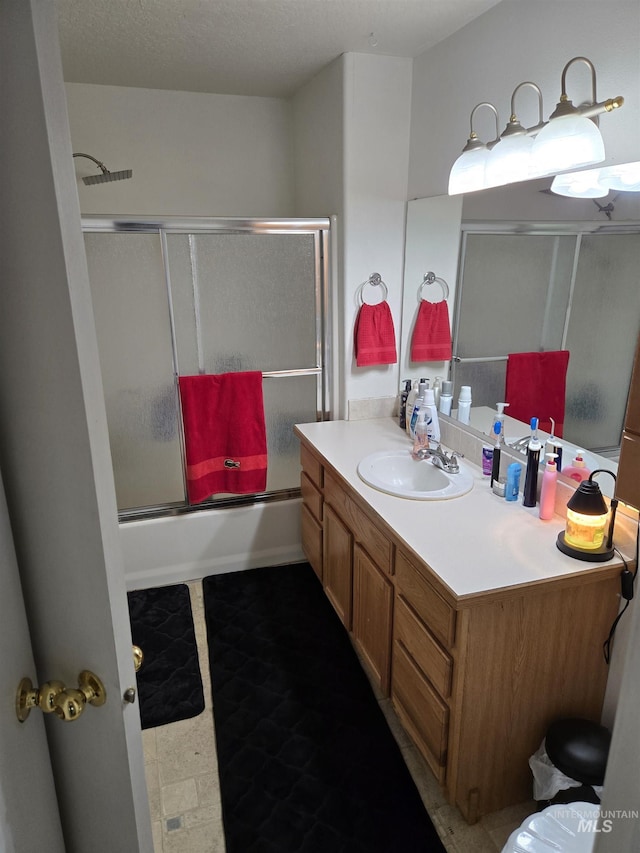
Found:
[132,645,144,672]
[16,670,106,723]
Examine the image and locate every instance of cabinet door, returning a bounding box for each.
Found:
[301,503,323,581]
[353,544,393,696]
[323,504,353,629]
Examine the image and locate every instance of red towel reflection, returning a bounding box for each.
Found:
[505,351,570,437]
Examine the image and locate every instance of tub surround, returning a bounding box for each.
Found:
[295,416,629,823]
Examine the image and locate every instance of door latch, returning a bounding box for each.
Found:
[16,670,106,723]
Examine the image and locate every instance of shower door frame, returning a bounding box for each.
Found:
[82,215,333,521]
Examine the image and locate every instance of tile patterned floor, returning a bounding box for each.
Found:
[142,579,535,852]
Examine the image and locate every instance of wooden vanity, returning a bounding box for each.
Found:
[295,419,623,823]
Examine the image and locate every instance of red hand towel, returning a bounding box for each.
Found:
[353,301,397,367]
[505,351,570,437]
[410,300,452,362]
[178,372,267,503]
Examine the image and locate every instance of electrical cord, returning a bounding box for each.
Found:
[603,523,639,664]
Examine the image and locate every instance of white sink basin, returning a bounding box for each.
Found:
[357,449,474,500]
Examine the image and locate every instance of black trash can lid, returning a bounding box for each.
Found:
[545,718,611,786]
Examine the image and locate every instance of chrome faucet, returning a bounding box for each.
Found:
[414,443,460,473]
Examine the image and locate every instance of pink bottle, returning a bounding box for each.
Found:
[563,450,591,483]
[539,453,558,520]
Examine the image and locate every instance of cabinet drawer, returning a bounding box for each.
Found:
[301,504,323,581]
[395,596,453,699]
[324,471,393,575]
[396,551,456,648]
[301,472,323,523]
[300,443,323,490]
[392,640,449,776]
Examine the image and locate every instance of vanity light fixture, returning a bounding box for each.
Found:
[557,469,618,562]
[552,159,640,197]
[448,102,499,195]
[448,57,624,196]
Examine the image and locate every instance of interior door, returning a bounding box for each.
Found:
[0,470,65,853]
[0,3,152,851]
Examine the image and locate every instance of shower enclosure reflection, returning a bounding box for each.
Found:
[401,178,640,458]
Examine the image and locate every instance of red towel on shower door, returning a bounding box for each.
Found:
[505,350,570,437]
[178,372,267,503]
[410,300,452,362]
[354,302,397,366]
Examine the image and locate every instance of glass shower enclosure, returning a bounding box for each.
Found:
[83,216,332,518]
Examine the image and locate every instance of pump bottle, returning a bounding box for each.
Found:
[399,379,412,430]
[563,450,591,483]
[539,453,559,520]
[408,379,429,439]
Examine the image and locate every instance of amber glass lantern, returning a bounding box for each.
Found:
[556,471,618,562]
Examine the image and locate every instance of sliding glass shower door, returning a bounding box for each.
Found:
[84,217,331,516]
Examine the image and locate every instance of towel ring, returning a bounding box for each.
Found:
[419,271,449,303]
[357,272,389,306]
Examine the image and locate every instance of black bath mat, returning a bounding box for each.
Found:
[127,583,205,730]
[203,563,446,853]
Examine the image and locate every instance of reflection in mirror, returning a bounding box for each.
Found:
[402,173,640,470]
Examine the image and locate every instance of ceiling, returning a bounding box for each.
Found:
[55,0,502,99]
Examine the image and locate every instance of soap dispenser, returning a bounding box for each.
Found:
[564,449,591,483]
[539,453,559,520]
[544,418,563,472]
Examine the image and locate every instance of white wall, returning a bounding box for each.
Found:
[66,83,295,216]
[408,0,640,199]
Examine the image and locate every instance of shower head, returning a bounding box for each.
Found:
[73,152,133,186]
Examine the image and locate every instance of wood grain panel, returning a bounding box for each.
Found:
[395,595,453,699]
[301,503,323,581]
[324,471,393,574]
[300,442,323,490]
[451,576,619,818]
[396,550,456,647]
[301,471,323,523]
[353,544,393,696]
[392,641,449,773]
[322,504,353,629]
[615,433,640,510]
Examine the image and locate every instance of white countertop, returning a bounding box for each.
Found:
[295,417,624,601]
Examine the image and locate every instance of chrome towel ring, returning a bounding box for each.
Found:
[419,271,449,303]
[357,272,389,305]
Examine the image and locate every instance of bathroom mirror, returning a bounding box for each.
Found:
[401,171,640,467]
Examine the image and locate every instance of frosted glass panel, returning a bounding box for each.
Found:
[452,361,507,411]
[457,234,575,357]
[564,234,640,449]
[84,233,185,510]
[167,233,318,374]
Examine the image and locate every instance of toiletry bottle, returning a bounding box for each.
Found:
[408,379,429,438]
[399,379,412,430]
[490,419,502,486]
[405,380,418,436]
[544,418,563,472]
[563,449,591,482]
[439,380,453,416]
[505,462,522,501]
[522,417,542,507]
[482,444,493,477]
[539,453,559,520]
[492,402,509,437]
[422,389,440,444]
[457,385,472,424]
[432,376,442,409]
[412,407,430,458]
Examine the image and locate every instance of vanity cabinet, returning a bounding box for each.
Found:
[616,332,640,510]
[297,431,622,824]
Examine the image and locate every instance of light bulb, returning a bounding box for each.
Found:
[531,114,605,177]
